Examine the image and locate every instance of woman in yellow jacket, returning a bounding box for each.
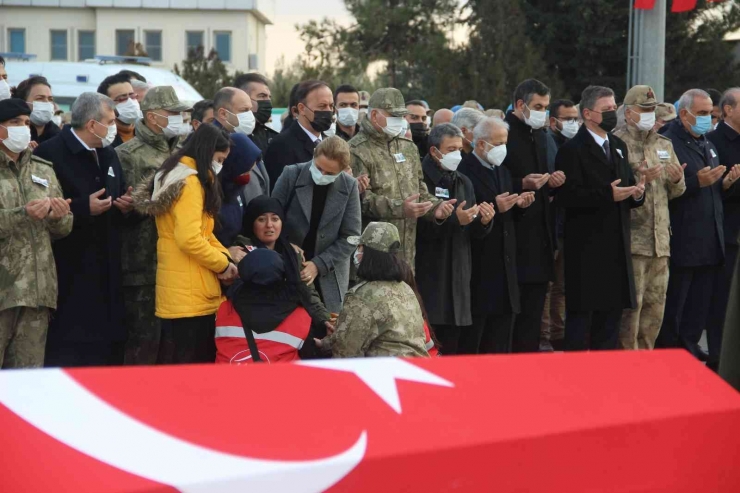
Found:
[134,124,237,363]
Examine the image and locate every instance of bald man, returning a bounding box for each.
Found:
[433,108,454,127]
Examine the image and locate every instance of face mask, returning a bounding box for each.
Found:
[52,115,63,128]
[254,100,273,125]
[381,115,405,138]
[436,149,462,172]
[560,120,579,139]
[227,109,256,135]
[634,111,656,132]
[324,122,336,137]
[0,125,32,153]
[212,160,223,175]
[310,160,339,186]
[353,249,362,268]
[30,101,54,126]
[307,109,334,133]
[688,110,712,136]
[179,123,193,137]
[598,110,618,133]
[155,114,184,139]
[524,103,547,129]
[116,98,142,125]
[92,122,117,148]
[410,122,427,139]
[0,79,11,101]
[485,143,507,167]
[400,119,410,136]
[337,108,359,127]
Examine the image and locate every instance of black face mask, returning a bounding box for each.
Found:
[308,109,334,133]
[598,110,618,133]
[254,100,273,125]
[410,122,427,139]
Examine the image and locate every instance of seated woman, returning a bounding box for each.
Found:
[316,222,429,358]
[215,249,314,364]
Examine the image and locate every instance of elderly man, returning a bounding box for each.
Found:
[116,86,191,365]
[452,107,485,155]
[349,88,455,271]
[415,123,494,355]
[555,85,646,351]
[35,92,133,366]
[655,89,740,360]
[0,99,72,368]
[433,108,454,127]
[613,85,686,350]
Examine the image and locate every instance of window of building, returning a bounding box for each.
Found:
[116,30,135,56]
[50,30,68,61]
[78,31,95,61]
[214,31,231,63]
[186,31,204,57]
[9,29,25,54]
[145,31,162,61]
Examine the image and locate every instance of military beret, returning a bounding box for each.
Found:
[0,98,31,123]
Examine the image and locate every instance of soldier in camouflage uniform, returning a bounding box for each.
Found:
[321,222,429,358]
[116,86,191,364]
[0,99,73,368]
[349,88,454,271]
[614,85,686,350]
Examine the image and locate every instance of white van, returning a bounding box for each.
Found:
[5,60,203,111]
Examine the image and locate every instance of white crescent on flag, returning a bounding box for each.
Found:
[0,369,366,493]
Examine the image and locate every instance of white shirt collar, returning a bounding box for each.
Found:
[587,127,608,149]
[298,121,321,143]
[71,128,94,151]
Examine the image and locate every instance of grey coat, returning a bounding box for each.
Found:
[243,160,270,207]
[272,162,362,313]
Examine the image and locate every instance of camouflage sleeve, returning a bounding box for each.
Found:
[0,207,28,239]
[413,152,443,223]
[44,171,73,240]
[326,291,378,358]
[665,147,686,200]
[352,152,406,220]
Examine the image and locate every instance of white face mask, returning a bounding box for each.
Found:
[634,110,656,132]
[0,79,11,101]
[324,122,337,137]
[353,249,362,268]
[179,123,193,137]
[228,109,256,135]
[560,120,579,139]
[337,108,359,127]
[155,114,184,139]
[524,103,547,129]
[310,160,339,186]
[485,143,507,167]
[0,125,32,153]
[116,98,142,125]
[381,115,406,138]
[436,149,463,172]
[212,160,223,175]
[30,101,54,126]
[52,115,63,128]
[92,121,118,148]
[400,119,410,136]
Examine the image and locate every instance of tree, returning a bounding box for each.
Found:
[174,47,231,100]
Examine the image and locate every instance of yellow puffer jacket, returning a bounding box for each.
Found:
[133,157,230,318]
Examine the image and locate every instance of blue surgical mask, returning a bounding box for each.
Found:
[688,110,712,136]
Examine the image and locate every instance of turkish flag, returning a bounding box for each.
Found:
[634,0,657,9]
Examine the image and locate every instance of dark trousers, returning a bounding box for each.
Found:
[656,264,719,356]
[707,245,739,368]
[434,324,475,356]
[44,340,125,367]
[512,283,548,353]
[564,309,622,351]
[158,315,216,364]
[469,313,514,354]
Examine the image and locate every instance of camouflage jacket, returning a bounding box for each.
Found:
[326,280,429,358]
[349,118,441,269]
[614,124,686,257]
[0,148,72,311]
[116,120,180,286]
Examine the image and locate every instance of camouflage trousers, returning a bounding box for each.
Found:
[0,306,49,368]
[541,241,566,343]
[123,285,161,365]
[620,255,669,350]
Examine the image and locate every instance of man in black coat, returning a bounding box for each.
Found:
[555,85,645,351]
[501,79,566,353]
[234,72,279,155]
[264,80,334,191]
[658,89,740,361]
[459,117,535,353]
[415,123,494,355]
[34,92,133,366]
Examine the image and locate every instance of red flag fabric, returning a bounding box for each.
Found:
[672,0,698,12]
[634,0,657,9]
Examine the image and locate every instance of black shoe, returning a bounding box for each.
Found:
[685,343,709,362]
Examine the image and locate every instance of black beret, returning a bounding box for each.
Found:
[0,99,31,123]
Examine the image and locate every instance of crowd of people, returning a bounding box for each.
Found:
[0,52,737,370]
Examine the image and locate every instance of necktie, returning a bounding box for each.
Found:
[602,140,612,163]
[313,139,321,149]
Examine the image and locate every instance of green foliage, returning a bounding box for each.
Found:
[173,47,231,100]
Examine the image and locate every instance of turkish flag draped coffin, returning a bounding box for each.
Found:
[1,350,739,493]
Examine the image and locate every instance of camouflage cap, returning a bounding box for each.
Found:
[624,85,658,108]
[140,86,192,113]
[359,91,371,108]
[655,102,677,122]
[368,88,408,117]
[348,222,401,253]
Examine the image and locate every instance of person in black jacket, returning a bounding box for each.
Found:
[34,92,133,367]
[555,85,645,351]
[415,123,494,355]
[501,79,566,353]
[703,88,740,369]
[459,117,535,353]
[234,72,279,155]
[264,80,334,190]
[12,76,60,145]
[656,89,740,360]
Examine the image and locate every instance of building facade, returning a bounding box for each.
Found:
[0,0,274,73]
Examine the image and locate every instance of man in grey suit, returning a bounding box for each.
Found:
[271,136,362,314]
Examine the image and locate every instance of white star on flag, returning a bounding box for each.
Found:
[299,358,453,413]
